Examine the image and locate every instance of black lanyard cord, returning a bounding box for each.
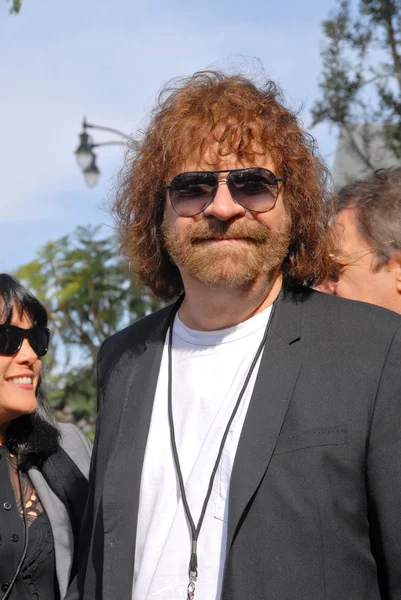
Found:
[167,301,276,596]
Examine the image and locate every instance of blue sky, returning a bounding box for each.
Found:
[1,0,338,272]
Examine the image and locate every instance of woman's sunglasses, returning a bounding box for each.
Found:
[166,167,285,217]
[0,325,50,357]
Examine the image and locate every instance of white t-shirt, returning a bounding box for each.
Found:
[132,306,272,600]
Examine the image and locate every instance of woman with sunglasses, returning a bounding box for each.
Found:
[0,273,92,600]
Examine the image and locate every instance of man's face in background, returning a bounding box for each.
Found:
[318,207,401,314]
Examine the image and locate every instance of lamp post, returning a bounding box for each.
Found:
[74,117,131,187]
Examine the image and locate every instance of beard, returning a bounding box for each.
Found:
[162,217,291,288]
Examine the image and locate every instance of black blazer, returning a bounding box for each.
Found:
[72,286,401,600]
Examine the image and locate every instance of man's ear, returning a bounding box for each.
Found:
[315,279,337,295]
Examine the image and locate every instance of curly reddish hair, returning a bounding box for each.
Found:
[113,70,336,300]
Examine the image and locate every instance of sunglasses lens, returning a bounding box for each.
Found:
[227,168,279,211]
[28,327,50,357]
[0,327,21,355]
[0,326,49,357]
[169,172,217,216]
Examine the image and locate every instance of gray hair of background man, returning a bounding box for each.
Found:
[335,167,401,267]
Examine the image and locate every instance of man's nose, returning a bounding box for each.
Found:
[203,181,245,221]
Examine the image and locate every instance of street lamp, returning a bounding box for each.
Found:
[83,154,101,188]
[75,131,94,170]
[74,117,131,187]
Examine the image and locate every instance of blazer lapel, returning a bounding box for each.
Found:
[29,467,73,599]
[102,305,174,599]
[226,288,303,552]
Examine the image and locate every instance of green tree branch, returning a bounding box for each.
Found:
[7,0,22,14]
[13,225,163,422]
[312,0,401,167]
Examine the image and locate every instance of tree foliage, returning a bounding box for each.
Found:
[312,0,401,167]
[14,225,163,421]
[7,0,22,14]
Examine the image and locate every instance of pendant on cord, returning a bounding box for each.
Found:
[187,542,198,599]
[187,568,197,599]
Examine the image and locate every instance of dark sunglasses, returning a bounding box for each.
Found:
[0,325,50,357]
[166,168,285,217]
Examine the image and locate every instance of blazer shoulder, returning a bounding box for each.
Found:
[57,422,92,479]
[99,302,173,363]
[304,288,401,342]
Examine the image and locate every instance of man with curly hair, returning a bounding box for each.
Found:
[72,71,401,600]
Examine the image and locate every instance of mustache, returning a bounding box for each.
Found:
[188,220,274,244]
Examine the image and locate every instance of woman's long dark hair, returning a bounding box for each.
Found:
[0,274,60,469]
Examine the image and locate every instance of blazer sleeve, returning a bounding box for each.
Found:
[366,324,401,597]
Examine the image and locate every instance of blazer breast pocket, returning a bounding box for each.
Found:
[274,425,347,455]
